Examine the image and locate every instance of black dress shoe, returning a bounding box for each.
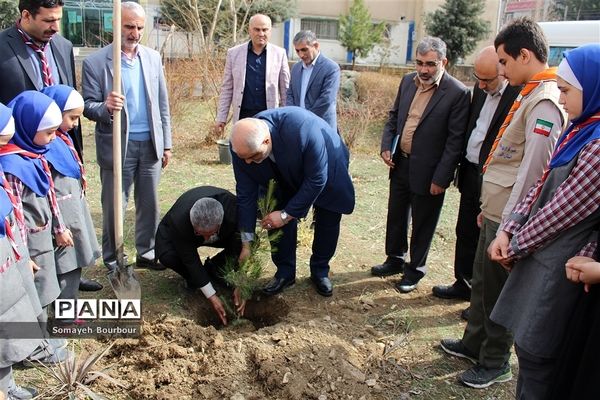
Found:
[371,257,405,277]
[395,276,419,293]
[136,255,167,271]
[79,278,103,292]
[461,307,470,321]
[311,276,333,297]
[432,282,471,301]
[262,276,295,296]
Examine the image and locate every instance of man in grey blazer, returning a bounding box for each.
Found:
[82,1,172,271]
[286,30,341,131]
[371,37,470,293]
[214,14,289,133]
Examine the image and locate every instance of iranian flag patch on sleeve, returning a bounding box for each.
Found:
[533,119,553,136]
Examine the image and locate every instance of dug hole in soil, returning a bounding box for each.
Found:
[98,280,411,400]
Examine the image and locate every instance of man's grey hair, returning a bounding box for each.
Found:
[190,198,224,230]
[122,1,145,15]
[293,30,318,46]
[416,36,447,60]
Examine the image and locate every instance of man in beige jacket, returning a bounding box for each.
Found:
[215,14,289,133]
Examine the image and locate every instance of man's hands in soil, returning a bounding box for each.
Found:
[208,290,247,326]
[233,288,246,316]
[208,294,227,325]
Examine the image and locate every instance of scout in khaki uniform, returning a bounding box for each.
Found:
[439,17,566,389]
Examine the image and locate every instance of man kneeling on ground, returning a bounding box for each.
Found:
[155,186,244,325]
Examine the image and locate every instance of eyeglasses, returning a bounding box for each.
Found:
[472,72,499,84]
[415,60,440,68]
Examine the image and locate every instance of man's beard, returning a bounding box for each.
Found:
[418,69,443,85]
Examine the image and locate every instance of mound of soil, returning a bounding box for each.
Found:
[97,288,418,400]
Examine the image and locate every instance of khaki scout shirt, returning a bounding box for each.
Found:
[481,80,566,223]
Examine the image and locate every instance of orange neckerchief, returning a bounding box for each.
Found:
[482,67,558,173]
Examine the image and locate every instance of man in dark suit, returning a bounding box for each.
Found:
[432,46,521,303]
[156,186,243,325]
[286,30,340,131]
[0,0,99,292]
[371,36,471,293]
[0,0,82,156]
[230,106,355,297]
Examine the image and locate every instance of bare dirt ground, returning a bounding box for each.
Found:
[16,130,517,399]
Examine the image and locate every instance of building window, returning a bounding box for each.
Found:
[62,1,114,47]
[300,18,339,40]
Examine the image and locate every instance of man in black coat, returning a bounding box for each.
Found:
[155,186,243,325]
[371,36,471,293]
[0,0,82,156]
[432,46,521,303]
[0,0,97,292]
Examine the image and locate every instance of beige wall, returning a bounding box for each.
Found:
[145,0,500,65]
[298,0,410,21]
[298,0,501,65]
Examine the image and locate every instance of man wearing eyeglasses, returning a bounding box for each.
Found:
[372,36,470,293]
[432,47,520,306]
[155,186,243,326]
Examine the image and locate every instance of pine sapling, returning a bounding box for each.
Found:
[221,179,282,321]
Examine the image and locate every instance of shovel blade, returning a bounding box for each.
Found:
[108,265,141,300]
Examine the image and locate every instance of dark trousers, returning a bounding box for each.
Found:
[156,236,238,288]
[57,268,81,300]
[453,161,481,287]
[385,156,445,281]
[515,345,556,399]
[272,206,342,280]
[462,217,513,368]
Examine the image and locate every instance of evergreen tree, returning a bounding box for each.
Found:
[338,0,385,69]
[425,0,490,65]
[0,0,19,30]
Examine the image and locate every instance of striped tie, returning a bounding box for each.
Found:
[56,130,87,193]
[482,68,558,173]
[16,24,54,87]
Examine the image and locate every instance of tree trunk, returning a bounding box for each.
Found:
[238,0,253,43]
[207,0,222,50]
[351,50,356,70]
[159,24,176,60]
[230,0,237,43]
